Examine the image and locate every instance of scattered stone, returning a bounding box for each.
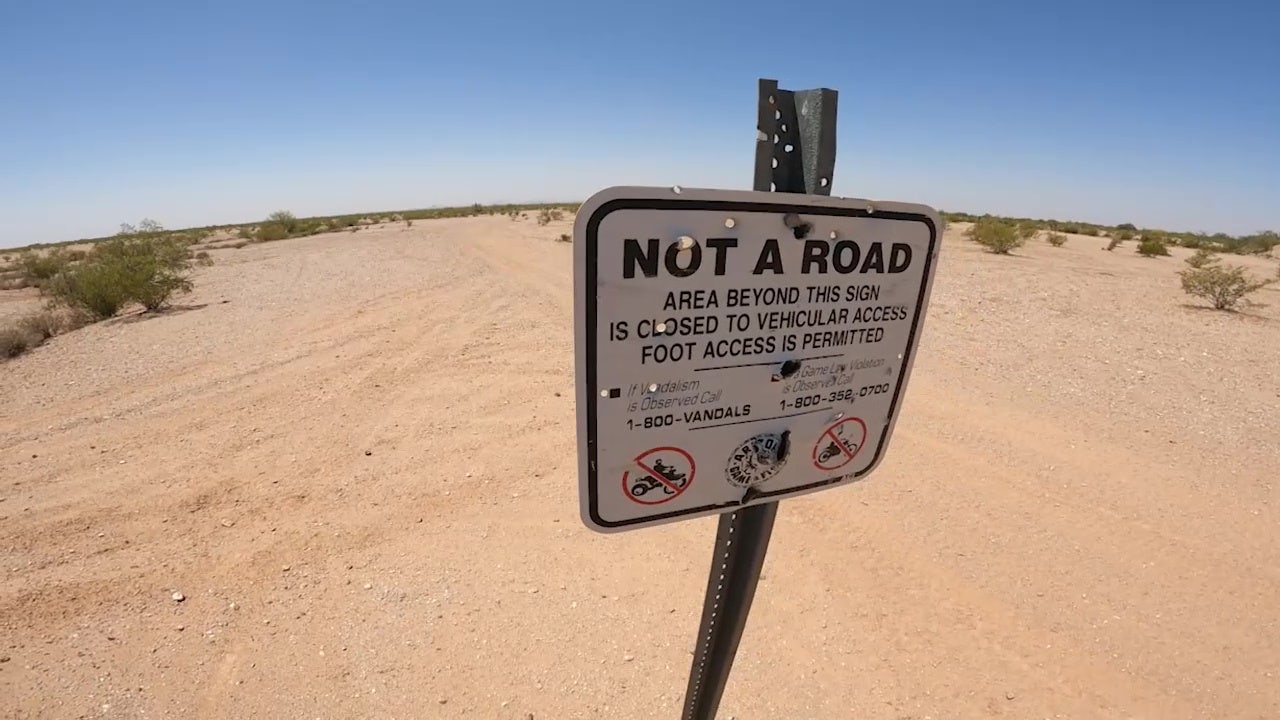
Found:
[175,625,185,632]
[171,592,185,603]
[438,698,448,705]
[0,656,10,663]
[364,450,372,456]
[363,583,373,590]
[282,565,291,572]
[220,519,235,528]
[624,654,635,662]
[1006,692,1016,701]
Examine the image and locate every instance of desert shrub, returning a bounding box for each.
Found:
[1179,254,1274,310]
[1046,232,1067,247]
[1185,248,1216,268]
[19,310,68,340]
[405,219,413,227]
[965,219,1024,254]
[1116,223,1137,231]
[49,236,193,317]
[18,249,71,286]
[267,210,299,233]
[1,324,38,358]
[237,227,253,239]
[1105,236,1124,251]
[536,208,565,226]
[1078,226,1100,237]
[47,262,133,319]
[1136,237,1170,257]
[1114,229,1134,241]
[193,251,214,266]
[557,233,571,243]
[255,223,289,242]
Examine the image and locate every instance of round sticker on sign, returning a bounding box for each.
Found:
[725,432,789,489]
[622,447,695,505]
[811,417,867,472]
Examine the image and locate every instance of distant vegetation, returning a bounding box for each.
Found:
[941,211,1279,256]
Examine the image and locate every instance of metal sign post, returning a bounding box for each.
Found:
[572,77,942,719]
[680,78,840,720]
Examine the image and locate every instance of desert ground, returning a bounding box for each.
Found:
[2,213,1279,719]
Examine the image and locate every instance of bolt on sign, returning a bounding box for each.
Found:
[573,186,942,533]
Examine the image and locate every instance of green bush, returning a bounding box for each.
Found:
[255,223,289,242]
[1185,248,1216,269]
[1179,254,1274,310]
[1136,237,1170,257]
[1116,223,1137,231]
[965,219,1024,254]
[237,227,253,239]
[48,236,194,317]
[1078,226,1100,237]
[267,210,299,233]
[1046,232,1067,247]
[18,249,71,286]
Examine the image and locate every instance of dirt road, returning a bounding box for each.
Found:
[3,215,1278,718]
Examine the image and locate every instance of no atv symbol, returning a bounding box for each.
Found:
[812,417,867,472]
[622,447,695,505]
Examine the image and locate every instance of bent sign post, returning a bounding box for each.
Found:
[573,186,941,532]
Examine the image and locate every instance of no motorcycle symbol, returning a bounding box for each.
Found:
[622,447,695,505]
[812,417,867,472]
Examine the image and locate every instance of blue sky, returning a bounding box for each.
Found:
[2,0,1277,247]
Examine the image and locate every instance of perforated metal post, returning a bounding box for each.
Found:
[680,78,839,720]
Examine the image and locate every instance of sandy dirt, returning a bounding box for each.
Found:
[2,216,1278,719]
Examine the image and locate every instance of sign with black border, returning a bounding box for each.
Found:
[574,186,941,533]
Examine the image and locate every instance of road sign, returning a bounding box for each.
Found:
[574,185,941,533]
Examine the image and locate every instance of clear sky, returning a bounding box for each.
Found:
[2,0,1277,247]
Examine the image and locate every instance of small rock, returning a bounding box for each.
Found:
[220,519,235,528]
[171,592,185,603]
[1006,692,1016,700]
[97,532,105,538]
[529,588,539,594]
[438,698,448,705]
[0,656,10,663]
[364,583,373,590]
[175,625,185,632]
[624,654,635,662]
[364,450,372,456]
[282,565,291,572]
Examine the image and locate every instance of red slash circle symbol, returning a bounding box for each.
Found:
[812,417,868,472]
[622,447,696,505]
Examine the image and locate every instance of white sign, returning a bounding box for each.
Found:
[573,186,942,533]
